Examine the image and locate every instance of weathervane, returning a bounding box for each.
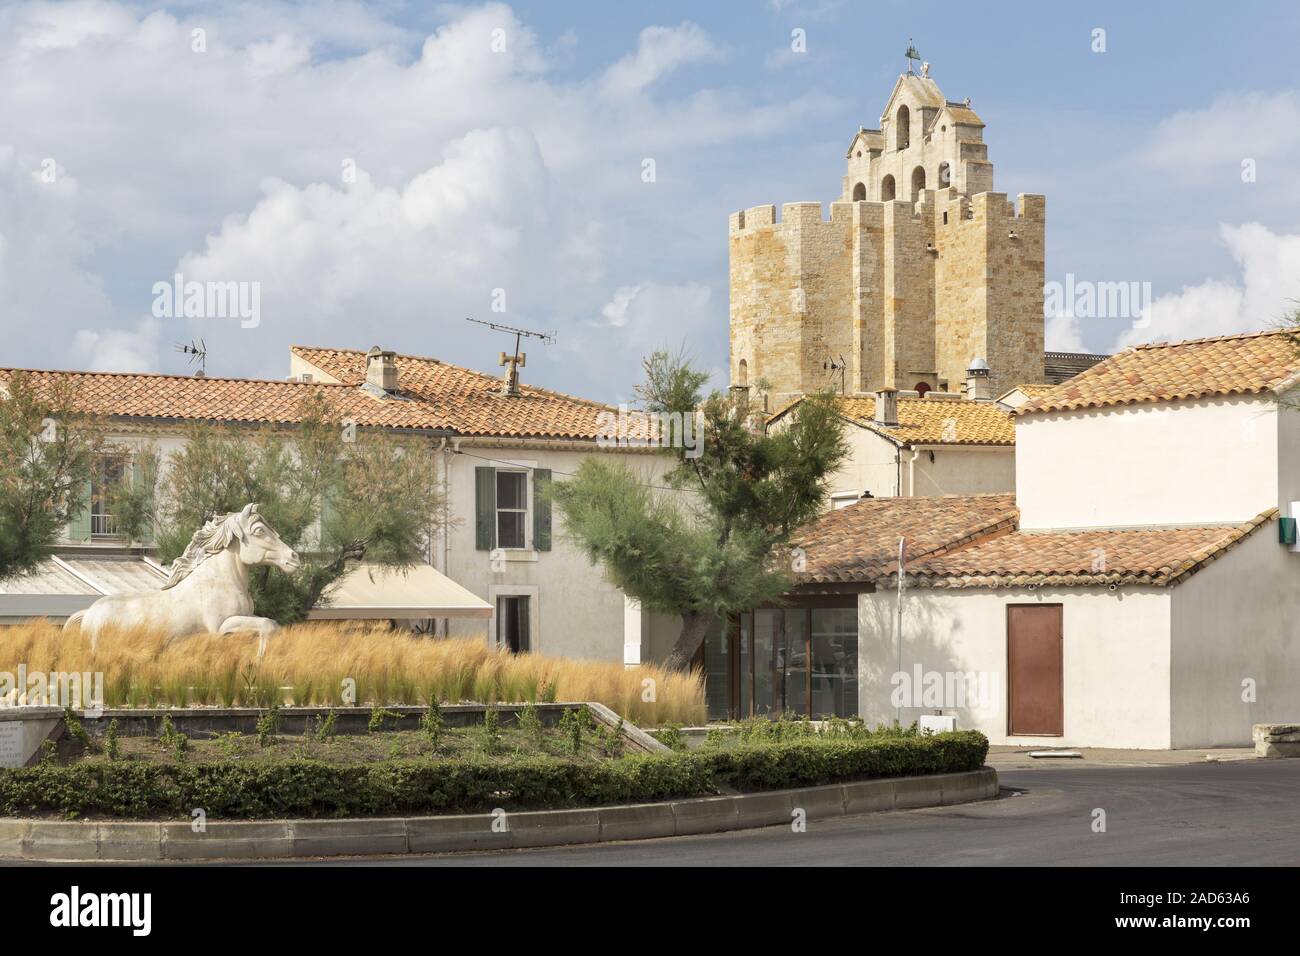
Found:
[905,39,921,74]
[465,317,556,397]
[175,338,207,377]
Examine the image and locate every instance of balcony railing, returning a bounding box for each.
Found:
[91,512,123,538]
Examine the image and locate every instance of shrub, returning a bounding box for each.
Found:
[419,703,443,751]
[0,731,988,820]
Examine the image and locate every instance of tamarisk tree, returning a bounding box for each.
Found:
[553,351,847,671]
[115,394,443,623]
[0,372,103,579]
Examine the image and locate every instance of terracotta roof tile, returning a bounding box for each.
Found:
[0,345,634,442]
[901,510,1277,588]
[291,345,621,440]
[0,368,442,430]
[773,395,1015,446]
[1022,327,1300,415]
[792,494,1018,584]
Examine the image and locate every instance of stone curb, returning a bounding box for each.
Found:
[0,768,997,862]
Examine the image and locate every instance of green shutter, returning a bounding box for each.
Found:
[533,468,552,552]
[319,488,338,550]
[475,466,496,551]
[131,458,153,543]
[68,479,92,542]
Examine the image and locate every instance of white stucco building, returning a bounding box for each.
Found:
[706,328,1300,748]
[769,392,1016,505]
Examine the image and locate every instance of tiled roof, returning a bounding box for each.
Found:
[1023,328,1300,415]
[1009,383,1056,398]
[0,346,632,442]
[773,395,1015,446]
[792,494,1018,584]
[900,510,1277,589]
[1043,351,1109,385]
[0,368,442,430]
[292,346,621,440]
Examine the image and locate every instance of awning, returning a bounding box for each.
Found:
[0,554,167,623]
[308,562,493,620]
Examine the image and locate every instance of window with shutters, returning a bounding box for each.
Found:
[90,456,128,539]
[495,470,529,549]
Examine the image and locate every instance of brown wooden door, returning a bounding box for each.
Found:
[1007,605,1063,736]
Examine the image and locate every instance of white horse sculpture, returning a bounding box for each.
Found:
[64,503,301,650]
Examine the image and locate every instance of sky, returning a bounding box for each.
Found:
[2,0,1300,404]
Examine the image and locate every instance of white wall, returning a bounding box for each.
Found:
[1170,522,1300,747]
[858,585,1173,748]
[1016,396,1279,529]
[910,446,1015,497]
[823,427,1014,501]
[440,443,673,662]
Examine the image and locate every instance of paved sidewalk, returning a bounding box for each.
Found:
[986,744,1257,770]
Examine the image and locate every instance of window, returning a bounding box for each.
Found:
[938,161,952,187]
[914,381,931,396]
[895,104,910,150]
[881,174,896,201]
[90,457,126,538]
[709,602,859,719]
[911,165,926,201]
[852,181,866,201]
[496,470,528,549]
[497,595,530,653]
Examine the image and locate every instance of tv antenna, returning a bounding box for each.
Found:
[823,354,847,394]
[175,338,208,377]
[465,318,556,396]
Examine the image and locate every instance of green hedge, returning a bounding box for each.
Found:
[0,731,987,820]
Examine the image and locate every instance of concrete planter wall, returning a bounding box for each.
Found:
[0,768,998,861]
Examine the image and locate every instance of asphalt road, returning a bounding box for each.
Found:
[329,760,1300,866]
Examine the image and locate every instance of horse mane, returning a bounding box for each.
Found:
[161,511,239,590]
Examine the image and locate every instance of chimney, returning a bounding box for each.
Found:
[498,350,525,397]
[966,357,992,401]
[365,347,398,392]
[874,387,899,426]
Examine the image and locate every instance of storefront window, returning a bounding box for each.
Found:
[703,602,858,720]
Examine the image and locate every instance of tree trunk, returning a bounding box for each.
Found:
[662,610,717,672]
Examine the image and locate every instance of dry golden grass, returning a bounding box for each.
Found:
[0,620,705,726]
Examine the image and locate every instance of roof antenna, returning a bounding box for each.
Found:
[465,318,556,397]
[175,339,207,377]
[823,354,847,395]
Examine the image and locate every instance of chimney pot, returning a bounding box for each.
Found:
[366,346,398,392]
[966,357,992,401]
[874,387,899,426]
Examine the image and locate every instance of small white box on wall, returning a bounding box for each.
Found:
[918,714,957,735]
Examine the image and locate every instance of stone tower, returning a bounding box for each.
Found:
[729,72,1045,407]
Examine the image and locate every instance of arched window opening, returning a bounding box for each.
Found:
[938,161,952,187]
[737,359,748,388]
[852,181,866,202]
[914,382,931,397]
[880,175,896,202]
[911,165,926,201]
[895,105,911,150]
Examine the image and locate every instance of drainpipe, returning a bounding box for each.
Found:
[439,438,452,638]
[906,448,921,497]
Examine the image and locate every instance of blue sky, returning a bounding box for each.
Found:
[1,0,1299,402]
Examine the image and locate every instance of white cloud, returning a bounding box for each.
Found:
[1114,223,1300,349]
[0,2,836,396]
[72,316,163,372]
[1139,91,1300,190]
[601,22,720,96]
[1045,312,1086,353]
